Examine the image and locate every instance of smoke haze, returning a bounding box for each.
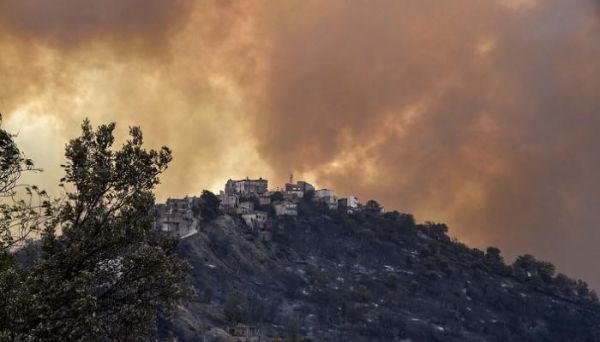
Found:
[1,0,600,287]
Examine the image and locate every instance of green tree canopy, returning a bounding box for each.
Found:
[0,120,190,341]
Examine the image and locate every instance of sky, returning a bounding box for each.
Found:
[1,0,600,288]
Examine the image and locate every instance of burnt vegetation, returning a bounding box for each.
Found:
[164,197,600,341]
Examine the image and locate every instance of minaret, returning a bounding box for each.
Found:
[289,172,294,185]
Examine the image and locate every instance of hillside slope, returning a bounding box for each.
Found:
[160,205,600,341]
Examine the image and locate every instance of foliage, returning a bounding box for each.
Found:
[170,186,600,341]
[512,254,556,285]
[485,247,503,263]
[420,221,450,241]
[199,190,220,221]
[364,200,382,213]
[0,119,50,258]
[382,210,415,227]
[0,120,190,341]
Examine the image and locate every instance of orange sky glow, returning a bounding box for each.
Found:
[1,0,600,288]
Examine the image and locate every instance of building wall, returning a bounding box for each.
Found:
[155,197,199,239]
[220,191,238,209]
[340,196,359,208]
[274,202,298,216]
[315,189,338,209]
[242,211,268,228]
[258,195,271,206]
[225,178,268,196]
[315,189,336,199]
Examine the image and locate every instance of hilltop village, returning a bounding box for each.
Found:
[155,176,382,240]
[156,178,600,341]
[157,176,600,341]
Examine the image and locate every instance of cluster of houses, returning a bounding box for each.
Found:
[155,175,374,239]
[219,176,362,223]
[154,197,200,238]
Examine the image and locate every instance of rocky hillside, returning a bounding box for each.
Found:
[160,201,600,341]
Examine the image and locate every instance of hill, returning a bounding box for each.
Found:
[160,200,600,341]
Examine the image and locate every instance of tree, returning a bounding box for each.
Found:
[0,118,49,260]
[382,211,415,227]
[0,120,190,340]
[483,246,511,275]
[554,273,576,295]
[485,247,504,265]
[421,221,449,241]
[536,261,556,283]
[512,254,537,278]
[365,200,382,213]
[199,190,220,220]
[512,254,557,286]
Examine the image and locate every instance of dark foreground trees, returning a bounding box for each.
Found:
[0,120,190,341]
[199,190,221,221]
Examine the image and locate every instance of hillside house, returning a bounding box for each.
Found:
[315,189,338,210]
[284,189,304,201]
[285,180,314,199]
[339,196,360,213]
[225,177,268,196]
[285,180,315,192]
[227,324,261,342]
[241,211,268,229]
[273,201,298,216]
[155,197,199,238]
[286,180,315,192]
[220,192,239,210]
[258,194,272,206]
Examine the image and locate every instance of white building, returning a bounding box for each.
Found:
[219,191,238,210]
[315,189,338,210]
[339,196,360,213]
[258,194,272,206]
[285,180,315,197]
[273,201,298,216]
[224,177,268,196]
[284,190,304,201]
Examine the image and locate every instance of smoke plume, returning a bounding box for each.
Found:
[1,0,600,287]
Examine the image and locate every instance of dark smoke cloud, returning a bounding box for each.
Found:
[0,0,192,50]
[2,0,600,289]
[244,0,600,286]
